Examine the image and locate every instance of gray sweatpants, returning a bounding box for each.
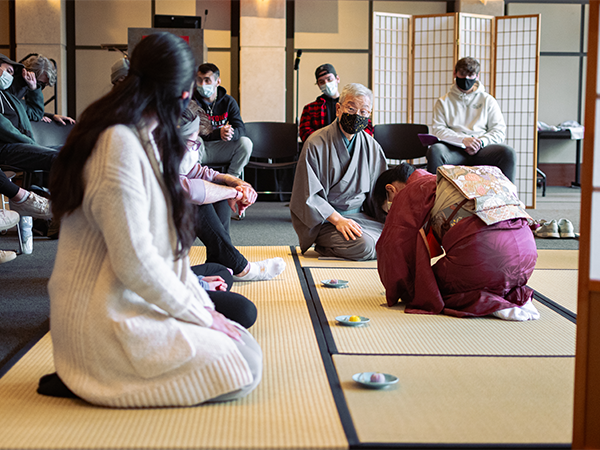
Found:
[200,136,253,178]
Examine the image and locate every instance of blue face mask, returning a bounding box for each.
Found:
[0,69,13,90]
[196,84,215,98]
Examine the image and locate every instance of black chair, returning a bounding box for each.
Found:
[30,120,75,148]
[373,123,429,168]
[244,122,299,198]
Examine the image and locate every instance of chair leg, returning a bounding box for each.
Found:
[15,219,24,254]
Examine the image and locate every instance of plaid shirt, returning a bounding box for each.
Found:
[299,97,374,143]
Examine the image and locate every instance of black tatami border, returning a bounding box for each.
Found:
[290,246,360,447]
[292,250,573,449]
[532,290,577,324]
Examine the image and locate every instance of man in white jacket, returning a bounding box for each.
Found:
[427,57,516,181]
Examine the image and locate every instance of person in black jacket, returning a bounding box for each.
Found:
[192,63,252,179]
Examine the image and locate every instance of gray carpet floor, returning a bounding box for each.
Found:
[0,185,581,373]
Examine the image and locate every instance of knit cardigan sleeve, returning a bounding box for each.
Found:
[84,125,214,327]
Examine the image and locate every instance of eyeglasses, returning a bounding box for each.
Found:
[186,139,202,151]
[342,104,371,118]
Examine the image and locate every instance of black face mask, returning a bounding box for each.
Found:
[339,112,369,135]
[456,77,476,91]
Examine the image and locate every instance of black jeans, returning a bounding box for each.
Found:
[193,200,248,274]
[0,169,19,198]
[426,142,517,182]
[0,142,57,172]
[191,263,257,328]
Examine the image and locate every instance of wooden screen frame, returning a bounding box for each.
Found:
[573,1,600,448]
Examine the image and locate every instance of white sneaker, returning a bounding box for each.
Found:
[557,218,575,238]
[9,192,52,220]
[0,249,17,264]
[0,209,19,232]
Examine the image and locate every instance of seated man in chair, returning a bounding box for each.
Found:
[0,54,56,182]
[290,83,387,261]
[192,63,252,179]
[426,57,516,182]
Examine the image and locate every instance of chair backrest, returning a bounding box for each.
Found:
[373,123,429,161]
[245,122,299,160]
[30,120,75,148]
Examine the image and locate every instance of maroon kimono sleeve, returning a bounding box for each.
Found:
[376,170,443,312]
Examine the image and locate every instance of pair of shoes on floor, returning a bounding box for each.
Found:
[0,209,19,232]
[8,192,52,220]
[534,218,575,238]
[0,249,17,264]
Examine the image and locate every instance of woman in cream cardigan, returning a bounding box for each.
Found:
[46,32,261,408]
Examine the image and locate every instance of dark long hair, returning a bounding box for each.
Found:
[50,32,197,258]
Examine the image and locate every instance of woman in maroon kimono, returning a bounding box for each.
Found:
[375,163,539,321]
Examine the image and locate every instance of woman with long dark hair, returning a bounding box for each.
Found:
[47,33,261,407]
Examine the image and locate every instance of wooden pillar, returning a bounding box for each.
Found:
[573,1,600,447]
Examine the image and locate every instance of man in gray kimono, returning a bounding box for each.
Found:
[290,83,387,261]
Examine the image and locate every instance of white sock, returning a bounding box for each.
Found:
[233,258,286,281]
[492,299,541,321]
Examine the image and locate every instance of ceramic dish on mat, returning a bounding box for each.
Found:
[336,315,370,326]
[352,372,399,389]
[321,279,349,288]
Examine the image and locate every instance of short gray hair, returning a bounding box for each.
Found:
[339,83,373,106]
[21,54,57,87]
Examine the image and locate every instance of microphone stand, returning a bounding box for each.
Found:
[294,49,302,131]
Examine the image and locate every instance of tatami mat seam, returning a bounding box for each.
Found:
[290,246,359,448]
[532,291,577,323]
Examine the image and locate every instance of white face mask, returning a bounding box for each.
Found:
[0,69,13,90]
[197,84,215,98]
[319,80,338,98]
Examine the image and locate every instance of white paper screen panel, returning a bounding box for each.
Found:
[495,15,539,208]
[413,14,456,127]
[459,14,493,94]
[372,12,411,125]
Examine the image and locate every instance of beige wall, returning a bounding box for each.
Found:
[15,0,67,117]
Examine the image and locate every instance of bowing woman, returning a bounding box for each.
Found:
[374,163,540,321]
[46,32,261,407]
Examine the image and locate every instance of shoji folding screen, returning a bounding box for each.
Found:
[372,12,540,207]
[372,13,412,124]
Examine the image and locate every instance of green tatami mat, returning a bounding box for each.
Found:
[334,354,574,445]
[309,268,576,356]
[528,269,578,314]
[0,246,348,450]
